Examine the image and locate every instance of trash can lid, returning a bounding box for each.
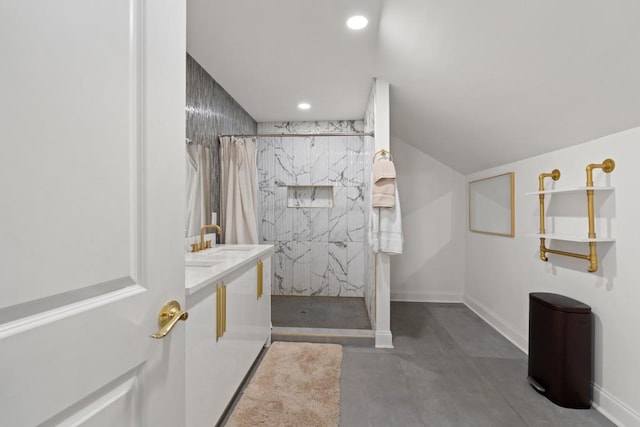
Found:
[529,293,591,313]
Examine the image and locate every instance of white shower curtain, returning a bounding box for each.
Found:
[219,136,258,244]
[185,143,211,237]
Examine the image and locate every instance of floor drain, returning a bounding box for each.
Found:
[300,310,309,314]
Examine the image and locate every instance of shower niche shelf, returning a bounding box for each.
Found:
[287,185,334,208]
[530,159,615,273]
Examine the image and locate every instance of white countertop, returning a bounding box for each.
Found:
[184,244,274,295]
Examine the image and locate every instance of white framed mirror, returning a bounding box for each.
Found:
[468,172,515,237]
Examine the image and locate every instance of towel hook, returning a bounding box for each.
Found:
[373,149,392,163]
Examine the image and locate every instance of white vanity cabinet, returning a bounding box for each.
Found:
[257,257,271,346]
[185,286,225,427]
[185,248,272,427]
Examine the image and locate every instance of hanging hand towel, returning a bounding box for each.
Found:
[373,158,396,181]
[372,178,396,207]
[372,158,397,207]
[370,183,404,255]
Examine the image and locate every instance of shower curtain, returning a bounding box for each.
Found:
[185,143,212,237]
[219,136,258,244]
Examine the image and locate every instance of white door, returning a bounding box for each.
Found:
[0,0,186,425]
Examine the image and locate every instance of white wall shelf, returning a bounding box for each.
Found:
[525,186,614,195]
[531,160,616,272]
[528,233,616,243]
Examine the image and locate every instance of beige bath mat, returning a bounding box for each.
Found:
[225,341,343,427]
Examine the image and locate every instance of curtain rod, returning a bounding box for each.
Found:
[185,138,214,145]
[218,132,374,138]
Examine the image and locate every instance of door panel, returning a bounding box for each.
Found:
[1,289,145,425]
[49,375,140,427]
[186,287,221,427]
[1,0,135,307]
[247,260,266,349]
[0,0,185,425]
[259,257,272,341]
[231,266,255,370]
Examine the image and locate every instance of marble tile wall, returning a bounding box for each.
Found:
[257,121,372,297]
[258,121,364,134]
[186,54,256,233]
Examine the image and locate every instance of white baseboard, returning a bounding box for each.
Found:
[593,383,640,427]
[464,294,640,427]
[463,294,528,353]
[375,330,393,348]
[391,290,463,303]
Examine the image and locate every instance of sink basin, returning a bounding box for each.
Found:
[218,246,255,252]
[184,245,256,267]
[185,248,225,267]
[185,257,224,267]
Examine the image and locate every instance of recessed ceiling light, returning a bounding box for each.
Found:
[298,102,311,110]
[347,15,368,30]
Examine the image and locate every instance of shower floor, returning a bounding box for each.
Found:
[271,296,371,330]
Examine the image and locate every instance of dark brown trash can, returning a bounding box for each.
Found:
[528,292,592,409]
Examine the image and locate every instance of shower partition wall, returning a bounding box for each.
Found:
[363,82,376,327]
[256,121,373,298]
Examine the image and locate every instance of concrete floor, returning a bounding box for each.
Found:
[339,302,614,427]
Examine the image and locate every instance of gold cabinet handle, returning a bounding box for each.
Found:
[216,283,227,340]
[222,284,227,335]
[257,260,263,299]
[150,300,189,339]
[216,284,221,341]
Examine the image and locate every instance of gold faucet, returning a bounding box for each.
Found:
[196,224,222,252]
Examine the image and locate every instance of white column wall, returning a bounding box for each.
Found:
[373,79,393,348]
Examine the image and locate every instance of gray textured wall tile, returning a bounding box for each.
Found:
[186,54,256,233]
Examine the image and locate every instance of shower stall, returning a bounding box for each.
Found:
[186,53,390,345]
[255,121,376,339]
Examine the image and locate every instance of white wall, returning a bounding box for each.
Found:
[391,136,467,302]
[464,127,640,427]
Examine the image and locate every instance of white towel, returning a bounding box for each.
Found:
[369,183,403,255]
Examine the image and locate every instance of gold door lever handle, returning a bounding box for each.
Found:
[150,300,189,339]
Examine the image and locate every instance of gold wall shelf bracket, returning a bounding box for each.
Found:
[584,159,615,272]
[536,159,615,273]
[538,169,560,262]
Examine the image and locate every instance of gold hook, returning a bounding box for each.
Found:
[373,149,392,162]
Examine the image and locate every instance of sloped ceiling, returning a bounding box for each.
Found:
[187,0,640,173]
